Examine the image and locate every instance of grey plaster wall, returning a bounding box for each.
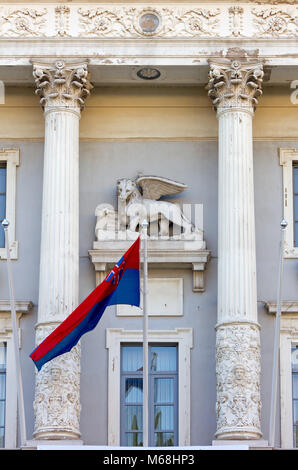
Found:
[0,139,297,446]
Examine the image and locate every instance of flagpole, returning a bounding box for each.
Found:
[2,219,27,448]
[142,220,149,448]
[268,219,287,448]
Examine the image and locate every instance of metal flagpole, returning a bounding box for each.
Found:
[2,219,27,448]
[268,219,287,448]
[142,219,149,448]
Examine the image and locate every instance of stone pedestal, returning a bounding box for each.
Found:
[212,440,271,450]
[32,60,92,440]
[207,53,264,440]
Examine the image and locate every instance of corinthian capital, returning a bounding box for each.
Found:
[207,55,264,112]
[33,60,93,113]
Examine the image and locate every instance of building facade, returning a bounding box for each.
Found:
[0,0,297,449]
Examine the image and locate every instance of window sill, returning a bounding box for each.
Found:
[0,241,18,260]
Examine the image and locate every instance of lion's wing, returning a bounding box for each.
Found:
[136,176,187,200]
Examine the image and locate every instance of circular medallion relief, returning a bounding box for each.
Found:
[139,12,160,34]
[136,9,161,36]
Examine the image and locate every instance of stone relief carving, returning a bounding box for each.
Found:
[78,7,133,37]
[229,6,244,37]
[55,5,70,37]
[250,1,296,4]
[33,61,93,111]
[0,7,47,37]
[215,323,262,438]
[0,4,296,39]
[33,324,81,439]
[252,6,298,36]
[78,6,220,38]
[207,54,264,110]
[95,175,202,241]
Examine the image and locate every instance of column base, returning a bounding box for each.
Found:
[215,427,263,441]
[212,439,271,450]
[22,439,84,450]
[33,427,81,441]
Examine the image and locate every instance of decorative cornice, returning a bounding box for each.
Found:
[265,301,298,314]
[0,300,33,313]
[207,52,264,111]
[0,3,297,39]
[32,60,93,112]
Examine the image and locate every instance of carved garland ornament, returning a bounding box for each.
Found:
[207,57,264,111]
[33,61,93,111]
[0,7,47,37]
[252,6,298,37]
[78,6,220,38]
[215,323,262,438]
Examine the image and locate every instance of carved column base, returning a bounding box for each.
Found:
[215,428,262,441]
[33,430,81,441]
[33,324,81,441]
[215,322,262,440]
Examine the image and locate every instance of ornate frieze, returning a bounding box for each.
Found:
[0,3,296,39]
[215,323,262,439]
[207,55,264,111]
[33,61,92,112]
[77,6,220,38]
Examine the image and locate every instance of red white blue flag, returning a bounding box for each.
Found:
[30,237,140,371]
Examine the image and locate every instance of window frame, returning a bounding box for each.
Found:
[120,343,179,447]
[106,328,193,447]
[0,301,32,448]
[279,148,298,258]
[293,165,298,248]
[291,346,298,447]
[0,148,19,259]
[0,342,7,447]
[266,301,298,448]
[0,163,7,248]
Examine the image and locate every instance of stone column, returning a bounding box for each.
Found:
[207,54,264,440]
[32,60,92,440]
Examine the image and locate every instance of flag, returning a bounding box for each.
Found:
[30,236,140,371]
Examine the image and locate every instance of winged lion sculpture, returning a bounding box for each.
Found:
[115,175,202,240]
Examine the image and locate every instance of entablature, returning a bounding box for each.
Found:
[0,3,297,86]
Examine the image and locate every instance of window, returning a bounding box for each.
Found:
[106,328,193,447]
[267,301,298,448]
[0,164,6,248]
[0,148,19,259]
[120,344,178,447]
[0,342,6,447]
[0,301,32,448]
[294,166,298,248]
[279,148,298,257]
[292,347,298,448]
